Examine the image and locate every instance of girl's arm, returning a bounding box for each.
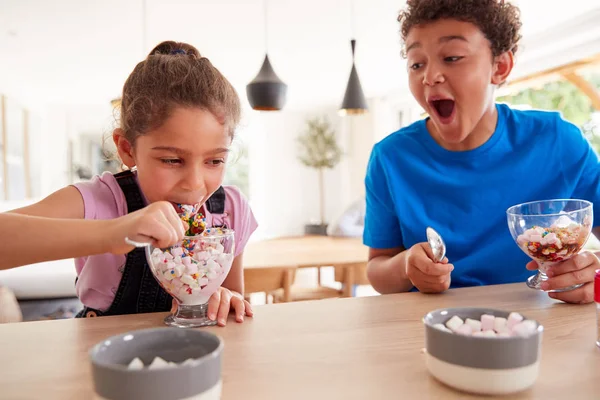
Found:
[0,212,114,269]
[1,186,185,270]
[0,187,112,269]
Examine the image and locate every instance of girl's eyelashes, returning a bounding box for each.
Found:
[161,158,182,165]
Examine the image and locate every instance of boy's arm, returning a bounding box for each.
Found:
[367,246,414,294]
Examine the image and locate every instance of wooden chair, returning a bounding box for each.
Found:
[244,267,295,304]
[270,263,368,303]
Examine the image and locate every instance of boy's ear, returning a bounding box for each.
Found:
[491,51,514,86]
[113,129,136,169]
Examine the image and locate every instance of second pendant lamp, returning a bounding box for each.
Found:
[246,0,287,111]
[339,39,368,116]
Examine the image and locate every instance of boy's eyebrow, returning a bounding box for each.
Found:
[406,35,469,53]
[405,41,421,53]
[439,35,468,44]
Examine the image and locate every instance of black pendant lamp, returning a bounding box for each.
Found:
[246,0,287,111]
[339,39,367,116]
[246,55,288,111]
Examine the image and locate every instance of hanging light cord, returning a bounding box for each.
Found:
[263,0,269,53]
[141,0,147,56]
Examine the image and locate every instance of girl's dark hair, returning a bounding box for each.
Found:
[119,40,241,143]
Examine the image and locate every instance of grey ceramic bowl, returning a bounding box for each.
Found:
[89,327,223,400]
[423,307,543,395]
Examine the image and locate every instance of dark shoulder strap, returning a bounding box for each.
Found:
[114,170,146,214]
[206,186,226,214]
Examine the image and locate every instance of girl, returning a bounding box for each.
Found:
[0,41,257,325]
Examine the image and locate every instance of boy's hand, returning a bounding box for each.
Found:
[526,251,598,304]
[405,242,454,293]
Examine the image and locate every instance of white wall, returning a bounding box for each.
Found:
[244,94,422,240]
[245,108,345,239]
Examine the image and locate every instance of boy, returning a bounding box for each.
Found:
[364,0,600,304]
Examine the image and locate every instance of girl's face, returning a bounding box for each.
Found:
[405,19,512,150]
[116,107,231,208]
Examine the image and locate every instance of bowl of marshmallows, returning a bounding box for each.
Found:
[422,307,543,395]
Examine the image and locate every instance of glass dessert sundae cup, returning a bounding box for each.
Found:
[507,199,592,292]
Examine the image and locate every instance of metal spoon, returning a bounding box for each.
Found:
[124,237,151,248]
[426,227,446,262]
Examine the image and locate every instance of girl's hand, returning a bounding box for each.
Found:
[170,287,253,326]
[109,201,186,254]
[526,251,598,304]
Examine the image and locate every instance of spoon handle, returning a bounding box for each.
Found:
[124,237,151,248]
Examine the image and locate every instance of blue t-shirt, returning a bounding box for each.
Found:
[363,103,600,288]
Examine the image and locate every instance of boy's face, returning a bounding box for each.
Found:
[405,19,512,149]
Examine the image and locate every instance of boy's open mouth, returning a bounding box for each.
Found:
[430,99,455,120]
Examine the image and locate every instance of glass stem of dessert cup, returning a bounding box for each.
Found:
[527,261,583,292]
[164,302,217,328]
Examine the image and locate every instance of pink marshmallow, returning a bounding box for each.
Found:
[529,234,543,243]
[480,314,495,331]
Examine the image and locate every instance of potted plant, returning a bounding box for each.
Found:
[297,116,343,235]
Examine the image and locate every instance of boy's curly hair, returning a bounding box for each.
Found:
[398,0,522,58]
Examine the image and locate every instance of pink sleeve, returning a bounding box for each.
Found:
[72,172,127,220]
[223,186,258,257]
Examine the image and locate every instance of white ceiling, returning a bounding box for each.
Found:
[1,0,599,111]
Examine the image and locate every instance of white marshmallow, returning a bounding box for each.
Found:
[151,248,163,257]
[465,318,482,332]
[127,357,144,370]
[445,315,464,332]
[206,259,220,272]
[480,314,495,331]
[512,320,537,337]
[206,270,218,280]
[455,324,473,336]
[182,256,193,267]
[493,317,508,333]
[148,356,170,370]
[507,312,524,329]
[481,330,497,338]
[181,358,197,367]
[433,323,452,333]
[180,274,198,287]
[170,247,184,258]
[163,270,175,281]
[194,251,210,262]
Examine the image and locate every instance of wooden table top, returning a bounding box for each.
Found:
[243,235,368,269]
[1,283,599,399]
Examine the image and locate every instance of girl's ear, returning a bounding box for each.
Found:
[113,129,136,168]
